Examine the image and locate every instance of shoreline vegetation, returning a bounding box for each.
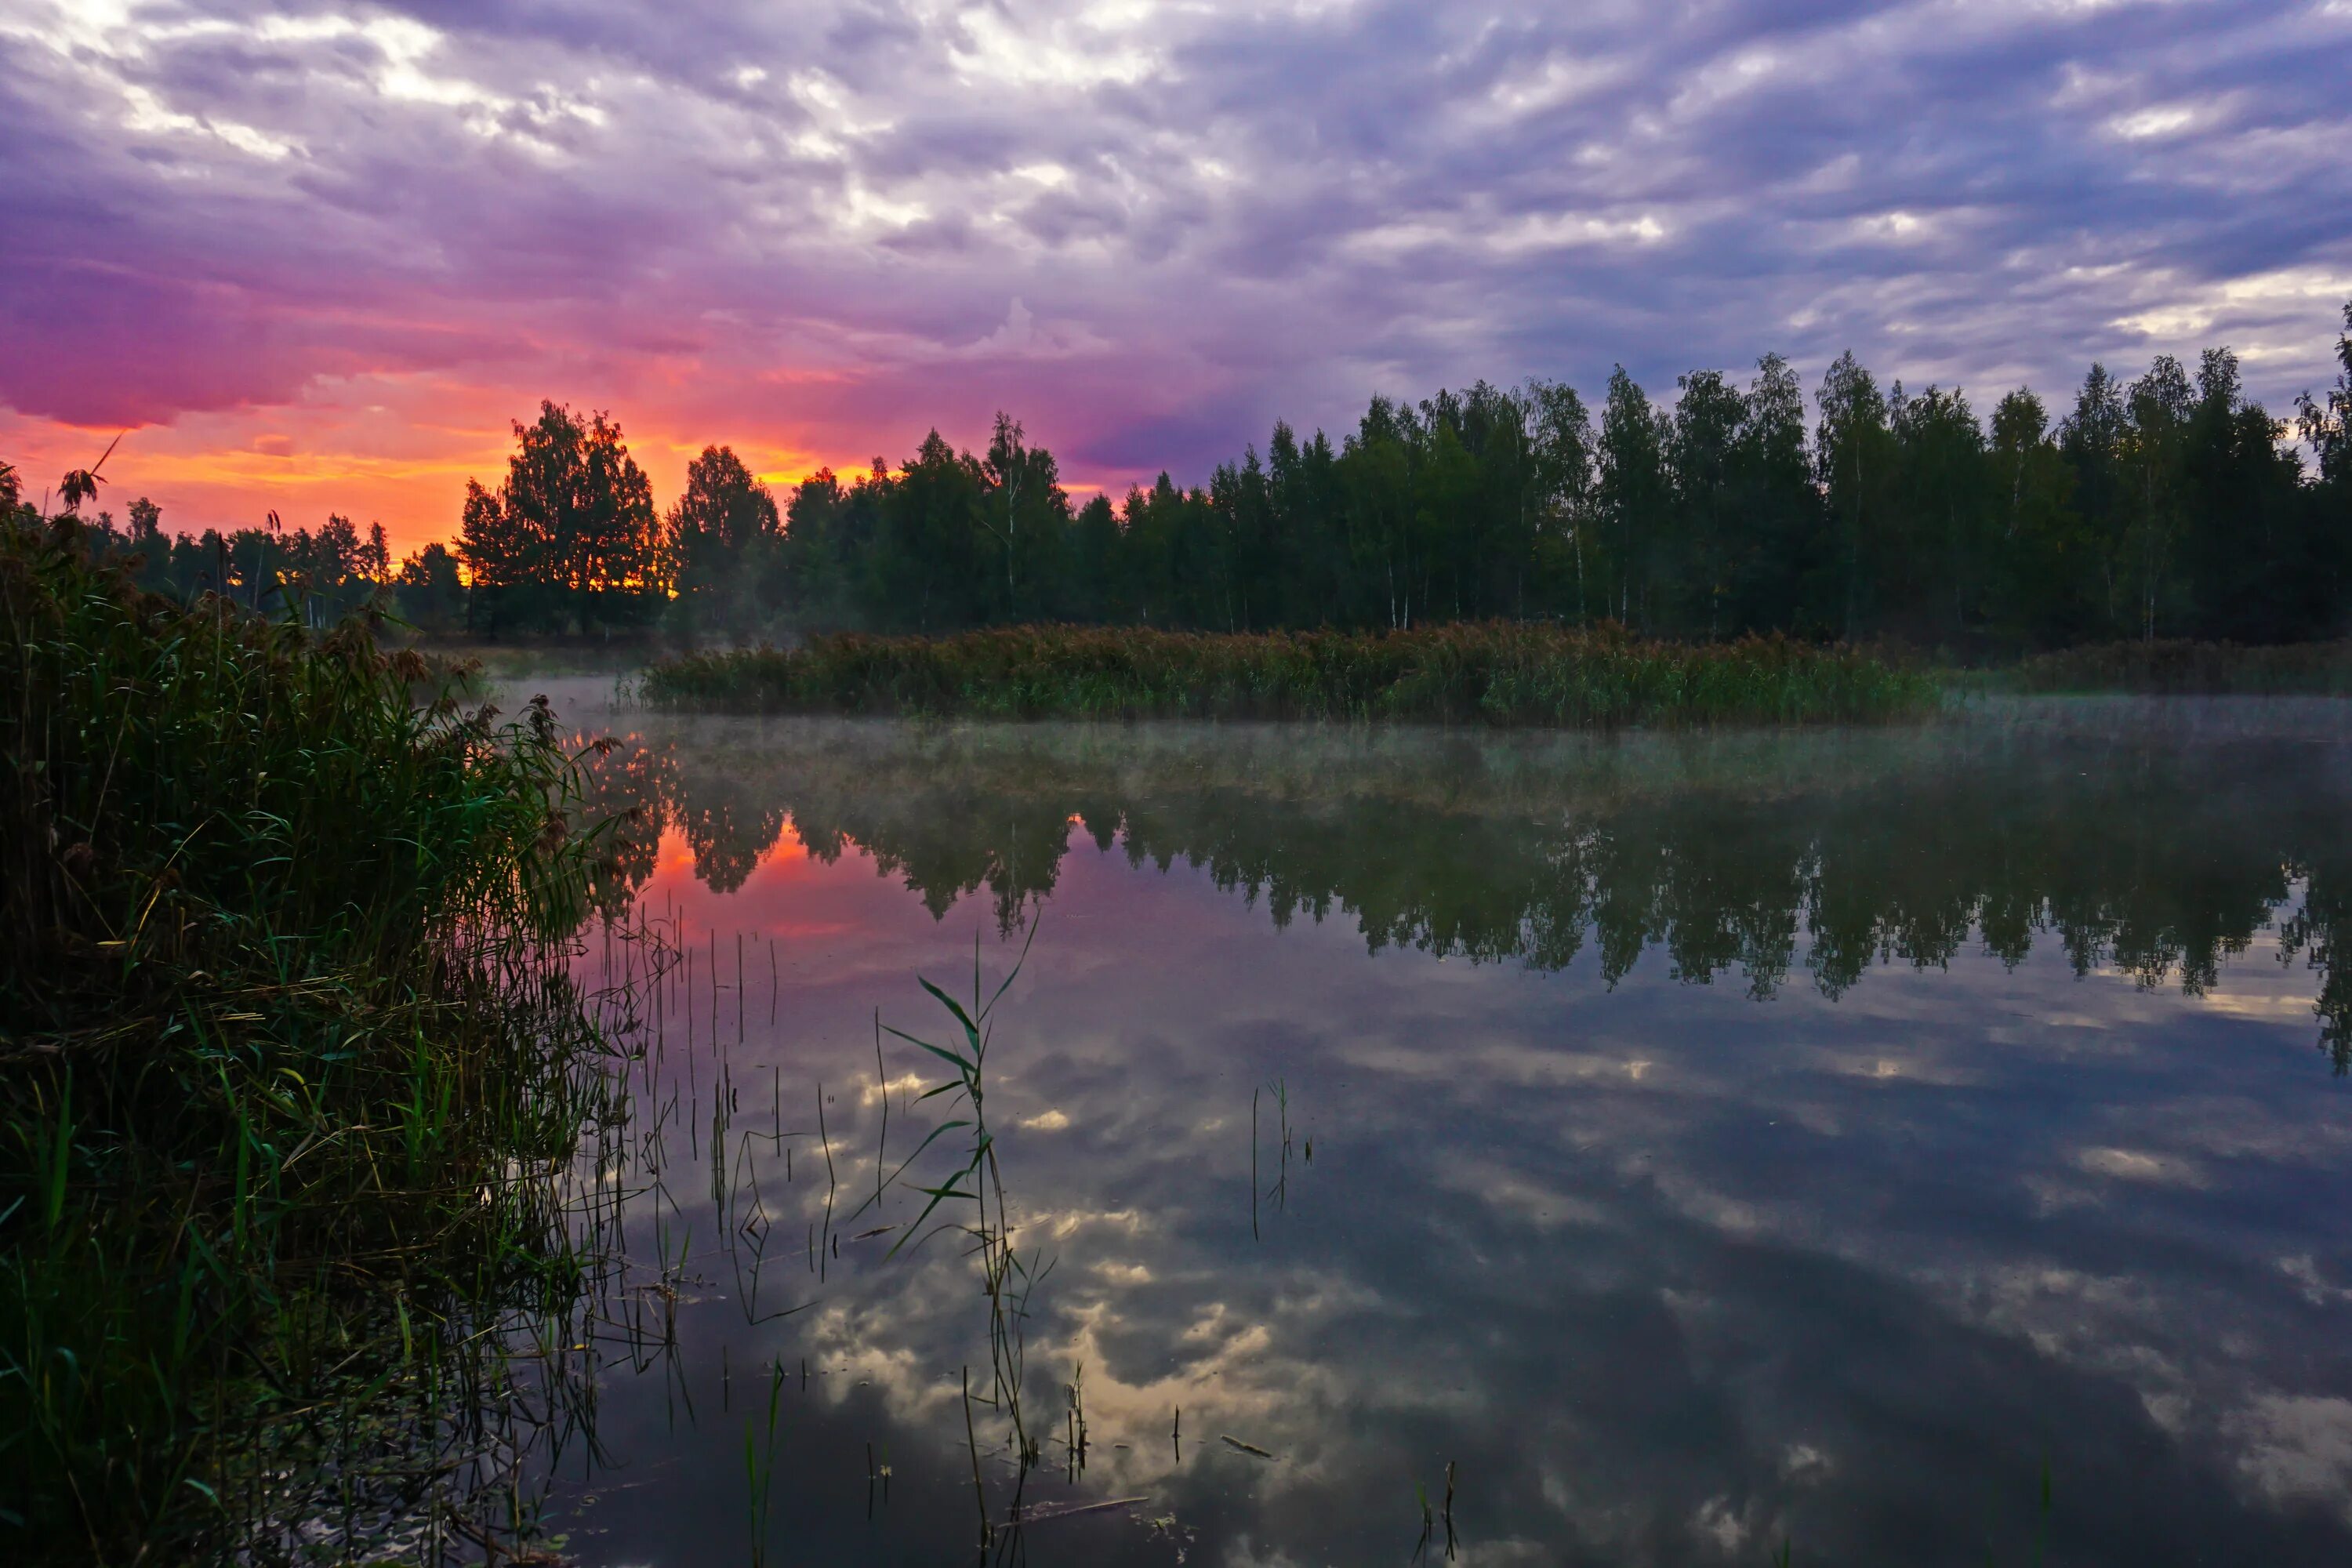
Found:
[638,623,1940,727]
[0,515,619,1564]
[1998,637,2352,695]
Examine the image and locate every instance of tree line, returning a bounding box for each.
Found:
[11,299,2350,649]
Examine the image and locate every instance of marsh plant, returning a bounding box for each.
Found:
[861,935,1061,1547]
[0,513,626,1563]
[641,622,1939,728]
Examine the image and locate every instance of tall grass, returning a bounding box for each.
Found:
[2003,638,2352,695]
[642,622,1939,728]
[0,514,618,1563]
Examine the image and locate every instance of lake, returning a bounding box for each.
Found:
[516,691,2352,1566]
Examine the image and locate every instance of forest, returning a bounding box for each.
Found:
[13,300,2352,654]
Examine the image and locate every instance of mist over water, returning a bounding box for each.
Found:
[529,693,2352,1565]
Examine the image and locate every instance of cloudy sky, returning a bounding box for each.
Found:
[3,0,2349,553]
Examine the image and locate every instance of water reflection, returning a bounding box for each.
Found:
[581,717,2352,1067]
[539,706,2352,1566]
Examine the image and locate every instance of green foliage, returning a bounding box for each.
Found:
[642,622,1937,728]
[759,302,2352,651]
[29,297,2352,655]
[669,444,783,641]
[2003,638,2352,694]
[394,538,467,632]
[458,400,669,634]
[582,713,2352,1069]
[0,514,612,1562]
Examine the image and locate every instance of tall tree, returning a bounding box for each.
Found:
[670,445,780,637]
[1526,379,1597,624]
[396,543,467,633]
[1816,351,1896,639]
[1596,367,1671,626]
[2179,347,2310,640]
[1888,383,1991,641]
[2296,299,2352,631]
[976,414,1072,622]
[458,401,667,633]
[2059,363,2130,634]
[1668,369,1746,636]
[1987,387,2083,644]
[2120,354,2194,641]
[1727,354,1825,633]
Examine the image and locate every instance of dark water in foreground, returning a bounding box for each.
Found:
[529,699,2352,1566]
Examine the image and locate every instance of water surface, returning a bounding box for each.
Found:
[531,697,2352,1566]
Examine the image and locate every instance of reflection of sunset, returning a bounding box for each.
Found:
[633,822,874,944]
[551,702,2352,1566]
[652,821,815,883]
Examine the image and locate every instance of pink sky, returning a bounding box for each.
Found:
[5,2,2349,561]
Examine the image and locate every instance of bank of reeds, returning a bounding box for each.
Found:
[641,623,1938,728]
[0,514,618,1563]
[2003,638,2352,695]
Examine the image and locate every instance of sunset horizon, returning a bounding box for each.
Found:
[8,2,2350,556]
[12,10,2352,1563]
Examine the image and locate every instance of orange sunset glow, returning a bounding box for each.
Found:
[1,376,851,560]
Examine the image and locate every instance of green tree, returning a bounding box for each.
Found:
[457,402,668,633]
[670,445,780,639]
[1986,387,2084,645]
[395,543,467,633]
[976,413,1072,621]
[1815,351,1897,638]
[1596,367,1671,627]
[1668,368,1746,636]
[2296,299,2352,630]
[2120,354,2194,641]
[1888,383,1991,642]
[2060,363,2130,634]
[874,431,987,633]
[1726,354,1825,634]
[1526,380,1597,625]
[2179,347,2313,640]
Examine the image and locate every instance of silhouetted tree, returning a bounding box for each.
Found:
[459,401,667,634]
[670,445,780,640]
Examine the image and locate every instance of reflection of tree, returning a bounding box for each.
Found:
[673,774,789,894]
[576,738,678,919]
[2282,857,2352,1073]
[803,779,1065,931]
[601,725,2352,1070]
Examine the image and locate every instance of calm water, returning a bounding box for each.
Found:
[525,695,2352,1566]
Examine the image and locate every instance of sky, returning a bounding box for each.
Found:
[2,0,2350,557]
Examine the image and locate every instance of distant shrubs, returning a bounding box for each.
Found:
[2006,639,2352,695]
[642,622,1939,728]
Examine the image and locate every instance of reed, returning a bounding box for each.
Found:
[0,514,619,1563]
[2002,638,2352,695]
[641,622,1939,728]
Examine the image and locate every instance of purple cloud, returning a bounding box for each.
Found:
[1,0,2347,521]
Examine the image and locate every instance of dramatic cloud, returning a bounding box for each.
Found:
[2,0,2349,546]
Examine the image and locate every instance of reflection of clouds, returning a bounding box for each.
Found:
[2075,1145,2211,1187]
[1816,1049,1980,1086]
[551,715,2352,1563]
[855,1070,927,1105]
[2279,1255,2352,1308]
[1430,1160,1613,1232]
[2227,1396,2352,1525]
